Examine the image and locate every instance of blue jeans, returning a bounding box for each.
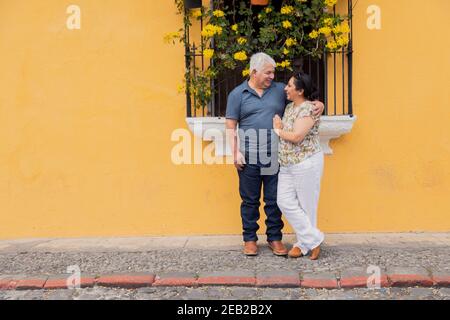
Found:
[237,157,283,242]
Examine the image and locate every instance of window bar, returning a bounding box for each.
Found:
[200,15,205,117]
[185,9,192,117]
[342,47,345,115]
[323,50,328,115]
[347,0,354,116]
[334,53,337,115]
[308,56,311,74]
[316,59,320,108]
[333,6,337,116]
[217,75,221,118]
[233,70,238,117]
[225,73,229,114]
[210,0,216,117]
[192,43,197,117]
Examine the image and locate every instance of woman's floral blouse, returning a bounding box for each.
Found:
[278,101,321,167]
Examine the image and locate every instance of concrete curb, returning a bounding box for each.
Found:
[0,269,449,291]
[1,233,449,253]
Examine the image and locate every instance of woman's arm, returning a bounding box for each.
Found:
[273,115,315,144]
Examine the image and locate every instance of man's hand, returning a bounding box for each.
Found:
[312,100,325,118]
[234,151,246,171]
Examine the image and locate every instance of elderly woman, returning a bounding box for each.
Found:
[273,72,325,260]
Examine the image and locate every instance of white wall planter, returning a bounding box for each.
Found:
[186,117,231,157]
[186,115,356,157]
[318,115,357,154]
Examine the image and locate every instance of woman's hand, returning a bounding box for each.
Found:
[273,115,283,130]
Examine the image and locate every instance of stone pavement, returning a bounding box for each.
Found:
[0,233,449,300]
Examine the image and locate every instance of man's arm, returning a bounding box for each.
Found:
[226,119,245,170]
[311,100,325,118]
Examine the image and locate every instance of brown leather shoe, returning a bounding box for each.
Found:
[267,241,288,256]
[309,245,321,260]
[288,246,304,258]
[243,241,258,256]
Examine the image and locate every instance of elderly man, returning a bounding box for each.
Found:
[226,52,324,256]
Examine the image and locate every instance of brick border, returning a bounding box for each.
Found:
[0,270,449,290]
[153,273,198,287]
[198,272,256,287]
[256,271,300,288]
[96,273,155,289]
[44,275,96,290]
[301,272,339,289]
[386,267,434,287]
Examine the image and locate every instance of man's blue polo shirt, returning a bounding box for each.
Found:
[225,80,287,155]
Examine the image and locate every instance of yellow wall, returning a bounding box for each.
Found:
[0,0,449,239]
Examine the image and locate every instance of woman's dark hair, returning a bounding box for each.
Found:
[291,72,319,101]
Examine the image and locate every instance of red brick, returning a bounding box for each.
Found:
[340,275,389,288]
[301,278,338,289]
[301,272,338,289]
[0,278,12,290]
[96,273,155,288]
[256,272,300,288]
[15,276,48,290]
[198,272,255,286]
[44,275,96,290]
[388,274,434,287]
[153,273,197,287]
[431,276,450,287]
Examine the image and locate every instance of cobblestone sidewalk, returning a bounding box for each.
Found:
[0,233,449,300]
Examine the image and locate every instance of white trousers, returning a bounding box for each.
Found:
[277,151,325,255]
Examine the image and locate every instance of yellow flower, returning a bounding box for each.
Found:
[324,18,333,26]
[276,60,291,69]
[281,6,294,14]
[231,24,238,32]
[309,30,319,39]
[203,48,214,59]
[325,0,338,7]
[191,9,202,18]
[319,26,332,36]
[213,10,225,18]
[326,41,338,50]
[237,37,247,45]
[234,51,248,61]
[265,7,273,13]
[242,69,250,77]
[342,23,351,33]
[333,23,350,34]
[163,31,180,44]
[283,48,290,55]
[285,38,297,47]
[336,36,349,47]
[282,20,292,29]
[201,24,223,37]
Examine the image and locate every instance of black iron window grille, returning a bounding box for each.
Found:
[183,0,354,118]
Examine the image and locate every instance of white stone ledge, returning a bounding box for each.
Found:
[186,115,357,156]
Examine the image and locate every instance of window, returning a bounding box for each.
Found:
[184,0,354,117]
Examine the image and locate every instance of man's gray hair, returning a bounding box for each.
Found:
[249,52,276,73]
